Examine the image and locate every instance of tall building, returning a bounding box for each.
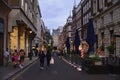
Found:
[63,15,73,50]
[0,0,44,65]
[7,0,38,55]
[33,2,42,50]
[72,1,82,45]
[52,27,62,48]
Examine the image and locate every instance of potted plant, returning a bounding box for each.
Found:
[100,45,104,51]
[106,45,115,56]
[92,53,101,65]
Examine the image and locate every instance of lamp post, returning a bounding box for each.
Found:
[28,30,34,52]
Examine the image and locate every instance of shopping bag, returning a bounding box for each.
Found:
[50,57,54,64]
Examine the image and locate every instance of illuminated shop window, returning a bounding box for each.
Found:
[10,27,18,51]
[20,29,25,50]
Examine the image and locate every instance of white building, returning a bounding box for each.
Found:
[52,29,60,47]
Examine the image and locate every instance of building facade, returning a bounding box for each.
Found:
[93,0,120,57]
[52,28,61,48]
[81,0,93,40]
[0,0,11,65]
[33,2,42,50]
[7,0,38,56]
[63,15,73,50]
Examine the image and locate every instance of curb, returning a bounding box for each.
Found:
[3,57,38,80]
[62,58,82,71]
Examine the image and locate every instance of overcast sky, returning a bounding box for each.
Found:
[39,0,80,32]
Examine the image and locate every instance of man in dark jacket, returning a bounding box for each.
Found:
[38,50,45,69]
[46,49,51,67]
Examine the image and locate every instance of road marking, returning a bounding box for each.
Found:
[62,58,82,72]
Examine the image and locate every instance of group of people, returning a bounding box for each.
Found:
[4,49,25,68]
[3,47,53,69]
[38,49,52,69]
[12,49,25,68]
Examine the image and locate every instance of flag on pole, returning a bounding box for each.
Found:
[74,29,80,54]
[66,37,70,54]
[86,18,96,53]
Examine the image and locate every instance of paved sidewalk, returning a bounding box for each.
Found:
[0,57,38,80]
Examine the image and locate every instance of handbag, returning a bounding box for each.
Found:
[18,56,20,61]
[50,57,54,64]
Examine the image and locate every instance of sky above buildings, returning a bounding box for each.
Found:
[39,0,80,32]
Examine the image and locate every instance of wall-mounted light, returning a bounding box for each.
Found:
[29,31,32,34]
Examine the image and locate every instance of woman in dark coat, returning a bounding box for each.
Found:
[38,50,45,69]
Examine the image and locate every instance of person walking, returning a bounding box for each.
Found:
[38,50,45,69]
[35,49,38,56]
[46,49,51,68]
[28,50,33,60]
[3,48,10,67]
[19,49,25,68]
[12,49,19,68]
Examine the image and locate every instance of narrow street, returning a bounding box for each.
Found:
[9,55,118,80]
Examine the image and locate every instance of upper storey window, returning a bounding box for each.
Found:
[21,0,24,6]
[25,2,28,15]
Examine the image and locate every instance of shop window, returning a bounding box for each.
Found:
[101,32,104,47]
[0,18,4,33]
[21,0,24,7]
[25,2,28,15]
[10,27,18,51]
[110,11,113,23]
[110,30,115,45]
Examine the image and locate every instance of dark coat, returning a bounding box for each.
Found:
[46,50,51,60]
[39,51,45,61]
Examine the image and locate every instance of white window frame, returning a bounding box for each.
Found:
[89,0,91,8]
[25,2,28,15]
[99,0,103,9]
[110,11,113,22]
[21,0,24,7]
[93,0,96,13]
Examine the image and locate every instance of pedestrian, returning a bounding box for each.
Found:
[28,50,33,60]
[38,50,45,69]
[13,49,19,68]
[3,48,10,67]
[19,49,25,68]
[35,49,38,56]
[46,49,51,67]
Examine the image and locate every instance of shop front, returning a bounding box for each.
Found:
[19,26,25,50]
[9,26,18,53]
